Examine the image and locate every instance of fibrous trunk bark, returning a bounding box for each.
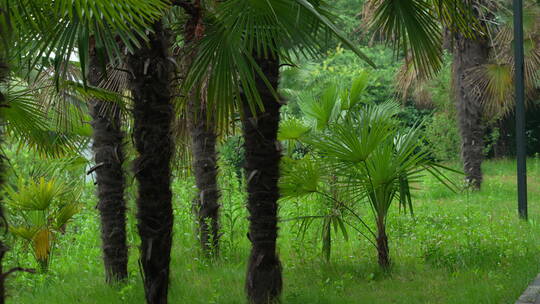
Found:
[243,56,283,304]
[88,47,128,283]
[184,5,221,257]
[188,97,220,256]
[453,7,489,190]
[126,21,174,304]
[376,218,390,270]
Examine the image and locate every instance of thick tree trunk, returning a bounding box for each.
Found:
[243,57,283,304]
[184,5,221,257]
[88,48,128,283]
[376,218,390,270]
[188,97,220,256]
[126,21,174,304]
[453,12,489,190]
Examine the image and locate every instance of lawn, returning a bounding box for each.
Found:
[7,158,540,304]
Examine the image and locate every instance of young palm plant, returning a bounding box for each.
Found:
[279,80,459,270]
[5,177,82,272]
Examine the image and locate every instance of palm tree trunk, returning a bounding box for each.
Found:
[183,5,221,257]
[376,217,390,270]
[126,21,174,304]
[453,9,489,190]
[243,56,283,304]
[88,48,128,283]
[188,97,220,256]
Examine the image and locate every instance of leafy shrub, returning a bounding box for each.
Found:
[424,112,461,161]
[5,177,82,271]
[218,135,244,181]
[279,79,459,268]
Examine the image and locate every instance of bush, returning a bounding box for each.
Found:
[424,112,461,161]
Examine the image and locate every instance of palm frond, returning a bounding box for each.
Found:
[342,71,370,110]
[53,203,82,231]
[298,84,340,130]
[10,0,168,83]
[467,63,514,117]
[278,117,311,141]
[279,156,321,198]
[184,0,375,127]
[368,0,443,77]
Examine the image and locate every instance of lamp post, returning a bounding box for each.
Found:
[514,0,527,219]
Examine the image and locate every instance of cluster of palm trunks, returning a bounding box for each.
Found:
[86,8,285,304]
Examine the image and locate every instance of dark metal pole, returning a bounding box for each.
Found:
[514,0,527,219]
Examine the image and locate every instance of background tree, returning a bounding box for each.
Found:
[452,0,489,189]
[88,47,129,283]
[180,1,222,256]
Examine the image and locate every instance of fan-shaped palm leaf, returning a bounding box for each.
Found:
[7,0,168,84]
[277,117,311,141]
[184,0,375,128]
[279,156,321,198]
[298,85,341,130]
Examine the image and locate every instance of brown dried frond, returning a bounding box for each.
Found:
[358,0,387,45]
[395,58,433,108]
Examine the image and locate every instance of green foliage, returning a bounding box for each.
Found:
[5,177,82,271]
[7,158,540,304]
[280,45,399,115]
[279,79,459,264]
[424,112,461,161]
[218,135,245,180]
[183,0,374,128]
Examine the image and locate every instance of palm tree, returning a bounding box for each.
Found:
[181,3,221,256]
[365,0,487,189]
[125,20,175,304]
[242,55,283,303]
[279,81,458,270]
[0,6,10,301]
[452,7,489,189]
[187,93,221,256]
[466,1,540,158]
[183,1,374,302]
[88,48,128,283]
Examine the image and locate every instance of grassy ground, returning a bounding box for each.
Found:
[7,158,540,303]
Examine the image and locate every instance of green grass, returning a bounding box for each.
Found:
[7,158,540,303]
